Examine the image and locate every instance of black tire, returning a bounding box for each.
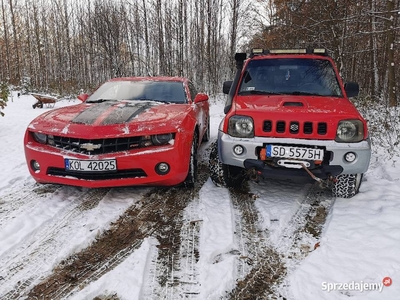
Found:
[209,140,246,187]
[202,115,210,143]
[332,173,363,198]
[183,132,198,188]
[209,140,226,186]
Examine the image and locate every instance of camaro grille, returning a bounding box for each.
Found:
[47,167,147,180]
[263,120,327,135]
[51,135,150,155]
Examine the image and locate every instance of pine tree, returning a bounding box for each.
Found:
[0,81,10,117]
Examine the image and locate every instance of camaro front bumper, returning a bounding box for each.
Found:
[24,136,191,188]
[218,132,371,180]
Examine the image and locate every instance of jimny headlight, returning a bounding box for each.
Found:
[32,132,47,144]
[336,120,364,143]
[228,115,254,138]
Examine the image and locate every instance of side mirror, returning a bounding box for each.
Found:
[344,82,359,98]
[194,93,209,103]
[77,94,89,102]
[223,81,233,94]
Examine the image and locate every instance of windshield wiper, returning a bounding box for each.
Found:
[86,99,116,103]
[289,91,322,96]
[238,90,281,95]
[130,98,170,104]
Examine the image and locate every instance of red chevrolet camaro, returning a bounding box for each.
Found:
[24,77,210,188]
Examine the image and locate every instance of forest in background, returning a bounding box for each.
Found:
[0,0,398,105]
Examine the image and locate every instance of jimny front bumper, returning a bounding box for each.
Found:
[218,132,371,182]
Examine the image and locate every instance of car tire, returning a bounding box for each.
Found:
[202,116,210,143]
[332,173,363,198]
[209,140,246,187]
[209,140,226,186]
[183,131,198,188]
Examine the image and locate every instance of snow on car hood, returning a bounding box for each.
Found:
[28,100,191,137]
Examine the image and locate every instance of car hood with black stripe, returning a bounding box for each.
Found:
[28,100,193,138]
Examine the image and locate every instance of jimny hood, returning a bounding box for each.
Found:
[233,94,363,117]
[229,94,368,140]
[28,100,193,138]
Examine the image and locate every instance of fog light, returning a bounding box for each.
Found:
[31,160,40,172]
[156,162,170,175]
[344,152,356,162]
[233,145,245,155]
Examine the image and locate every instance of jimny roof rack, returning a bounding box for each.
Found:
[250,48,328,57]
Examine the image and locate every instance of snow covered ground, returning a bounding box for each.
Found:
[0,92,399,299]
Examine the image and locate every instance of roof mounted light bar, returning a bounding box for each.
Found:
[250,48,328,57]
[269,49,307,54]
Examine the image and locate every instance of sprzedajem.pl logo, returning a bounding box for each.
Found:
[322,277,392,293]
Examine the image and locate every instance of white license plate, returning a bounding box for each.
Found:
[65,159,117,172]
[266,145,324,160]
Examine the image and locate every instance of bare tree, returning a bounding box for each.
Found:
[248,0,399,104]
[0,0,255,95]
[387,0,397,106]
[1,0,11,81]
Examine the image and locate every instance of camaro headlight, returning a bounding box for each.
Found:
[32,132,47,144]
[228,115,254,138]
[336,120,364,142]
[151,133,173,145]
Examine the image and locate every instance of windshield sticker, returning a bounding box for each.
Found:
[285,69,291,81]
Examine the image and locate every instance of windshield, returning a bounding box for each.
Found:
[87,80,187,104]
[238,58,343,97]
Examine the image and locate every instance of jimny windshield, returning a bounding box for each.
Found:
[238,58,343,97]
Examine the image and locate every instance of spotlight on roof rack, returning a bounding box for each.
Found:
[313,48,326,54]
[252,48,264,54]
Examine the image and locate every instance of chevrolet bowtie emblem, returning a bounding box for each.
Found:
[80,143,102,151]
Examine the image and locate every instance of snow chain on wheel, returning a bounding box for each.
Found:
[209,140,247,188]
[209,140,227,187]
[332,173,363,198]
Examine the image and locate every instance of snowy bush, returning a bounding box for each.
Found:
[0,82,10,117]
[355,95,400,159]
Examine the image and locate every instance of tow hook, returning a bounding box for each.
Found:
[328,175,338,183]
[248,168,262,182]
[301,163,324,183]
[301,163,337,188]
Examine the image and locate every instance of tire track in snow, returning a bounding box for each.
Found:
[227,184,285,299]
[143,162,209,300]
[25,177,205,299]
[276,187,335,299]
[0,183,60,229]
[227,182,334,299]
[0,187,112,299]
